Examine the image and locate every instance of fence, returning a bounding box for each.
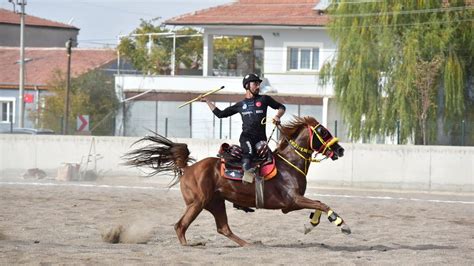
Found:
[119,99,473,146]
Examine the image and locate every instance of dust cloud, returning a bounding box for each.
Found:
[101,219,154,244]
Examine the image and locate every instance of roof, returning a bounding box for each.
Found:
[0,8,79,30]
[166,0,328,27]
[0,47,116,89]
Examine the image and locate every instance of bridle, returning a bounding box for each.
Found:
[276,123,339,176]
[308,124,339,156]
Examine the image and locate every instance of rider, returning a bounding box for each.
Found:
[201,73,286,183]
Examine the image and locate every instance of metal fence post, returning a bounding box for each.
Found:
[189,104,192,138]
[212,113,216,139]
[165,117,168,137]
[9,112,13,132]
[155,101,158,133]
[334,120,338,137]
[396,120,401,145]
[229,116,232,139]
[219,119,222,139]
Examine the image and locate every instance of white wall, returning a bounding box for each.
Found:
[115,75,243,93]
[1,135,472,192]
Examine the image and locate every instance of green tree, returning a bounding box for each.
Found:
[213,36,253,72]
[74,70,119,135]
[32,69,118,135]
[320,0,473,144]
[175,28,203,72]
[118,19,203,75]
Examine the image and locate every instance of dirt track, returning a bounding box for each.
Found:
[1,177,473,265]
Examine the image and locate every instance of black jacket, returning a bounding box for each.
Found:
[212,95,285,139]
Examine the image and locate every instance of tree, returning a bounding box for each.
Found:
[31,69,118,135]
[118,19,256,76]
[118,19,203,75]
[414,56,442,145]
[320,0,474,144]
[213,36,253,73]
[175,28,203,72]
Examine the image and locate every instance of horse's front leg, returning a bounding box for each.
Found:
[292,195,351,235]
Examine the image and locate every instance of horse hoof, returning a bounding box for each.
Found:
[341,224,351,235]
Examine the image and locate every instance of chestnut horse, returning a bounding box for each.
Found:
[125,116,350,246]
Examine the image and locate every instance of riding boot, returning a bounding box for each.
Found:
[241,158,255,183]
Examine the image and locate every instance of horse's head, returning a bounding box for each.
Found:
[279,116,344,161]
[308,122,344,160]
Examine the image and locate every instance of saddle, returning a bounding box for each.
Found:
[217,142,277,181]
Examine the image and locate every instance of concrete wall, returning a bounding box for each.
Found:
[0,135,472,192]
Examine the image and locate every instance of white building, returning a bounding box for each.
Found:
[115,0,348,141]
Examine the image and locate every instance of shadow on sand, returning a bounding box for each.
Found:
[269,242,456,252]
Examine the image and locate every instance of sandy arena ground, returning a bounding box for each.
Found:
[0,176,473,265]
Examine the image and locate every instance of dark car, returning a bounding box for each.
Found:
[0,128,55,135]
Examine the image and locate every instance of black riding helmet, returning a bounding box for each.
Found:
[242,73,262,89]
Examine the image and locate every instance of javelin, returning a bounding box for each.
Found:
[178,86,225,108]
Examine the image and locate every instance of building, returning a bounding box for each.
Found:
[0,8,119,132]
[0,47,116,131]
[115,0,348,141]
[0,8,79,47]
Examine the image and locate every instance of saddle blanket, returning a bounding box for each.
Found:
[217,142,278,181]
[219,157,277,181]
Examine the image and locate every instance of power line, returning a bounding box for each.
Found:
[331,5,474,17]
[331,18,474,29]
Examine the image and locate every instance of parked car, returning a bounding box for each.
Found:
[0,128,55,135]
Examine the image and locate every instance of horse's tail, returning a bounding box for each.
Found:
[123,133,195,185]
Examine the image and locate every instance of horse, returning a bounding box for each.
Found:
[124,116,350,246]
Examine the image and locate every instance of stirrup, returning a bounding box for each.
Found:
[242,169,255,183]
[255,175,264,208]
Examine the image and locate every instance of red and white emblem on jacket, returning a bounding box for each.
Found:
[256,101,262,107]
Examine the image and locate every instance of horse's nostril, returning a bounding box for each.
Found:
[338,147,345,157]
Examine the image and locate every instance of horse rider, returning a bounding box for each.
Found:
[200,73,286,183]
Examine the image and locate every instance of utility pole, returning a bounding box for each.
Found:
[13,0,27,128]
[63,38,72,134]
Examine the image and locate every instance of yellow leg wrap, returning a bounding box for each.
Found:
[327,210,343,226]
[310,210,322,226]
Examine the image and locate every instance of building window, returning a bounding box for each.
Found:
[0,99,14,123]
[288,47,320,70]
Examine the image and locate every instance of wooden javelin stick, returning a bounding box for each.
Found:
[178,86,225,108]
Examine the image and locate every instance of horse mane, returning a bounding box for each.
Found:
[276,116,319,151]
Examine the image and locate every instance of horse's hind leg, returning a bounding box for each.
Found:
[205,198,250,247]
[174,203,203,246]
[292,195,351,235]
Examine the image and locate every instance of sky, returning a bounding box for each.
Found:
[0,0,233,47]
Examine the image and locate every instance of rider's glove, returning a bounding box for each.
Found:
[272,116,281,125]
